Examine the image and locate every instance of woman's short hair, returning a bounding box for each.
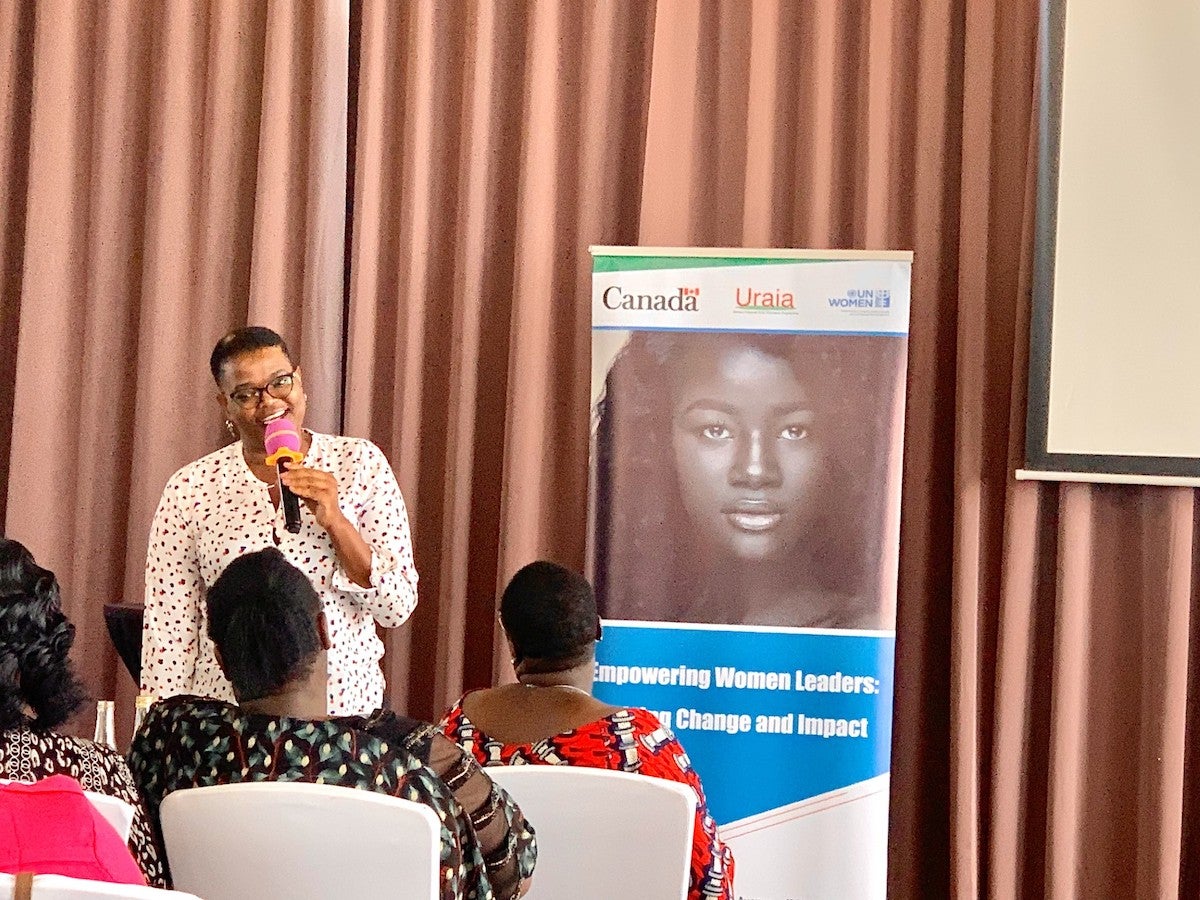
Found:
[206,548,322,702]
[209,326,292,383]
[0,538,86,733]
[500,562,597,665]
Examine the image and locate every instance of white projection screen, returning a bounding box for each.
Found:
[1021,0,1200,485]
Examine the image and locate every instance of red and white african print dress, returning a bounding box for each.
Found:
[440,698,734,900]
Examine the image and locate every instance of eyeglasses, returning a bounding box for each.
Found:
[227,371,297,409]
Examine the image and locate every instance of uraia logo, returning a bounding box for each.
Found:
[602,285,699,311]
[734,287,795,311]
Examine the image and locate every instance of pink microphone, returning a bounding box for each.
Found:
[264,418,304,466]
[264,418,304,533]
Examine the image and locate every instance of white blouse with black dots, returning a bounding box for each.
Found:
[140,432,419,715]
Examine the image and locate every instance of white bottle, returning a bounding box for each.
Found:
[92,700,115,749]
[132,693,156,736]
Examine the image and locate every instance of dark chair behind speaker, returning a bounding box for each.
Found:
[104,603,144,686]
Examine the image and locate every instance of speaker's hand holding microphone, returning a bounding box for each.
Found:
[265,417,345,534]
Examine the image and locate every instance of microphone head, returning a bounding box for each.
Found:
[264,417,305,466]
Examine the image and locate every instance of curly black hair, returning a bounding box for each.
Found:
[0,538,87,732]
[206,547,323,702]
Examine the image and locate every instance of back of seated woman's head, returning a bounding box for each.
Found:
[500,562,598,667]
[206,548,322,702]
[0,538,85,732]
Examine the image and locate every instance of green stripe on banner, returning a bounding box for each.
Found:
[592,255,827,273]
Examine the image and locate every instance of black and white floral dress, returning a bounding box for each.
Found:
[0,727,165,886]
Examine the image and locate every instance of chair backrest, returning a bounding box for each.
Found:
[0,873,200,899]
[486,766,697,900]
[0,780,134,842]
[80,793,134,844]
[160,782,440,900]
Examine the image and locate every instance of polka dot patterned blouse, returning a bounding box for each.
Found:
[140,432,418,715]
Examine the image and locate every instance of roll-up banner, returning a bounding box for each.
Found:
[588,247,911,899]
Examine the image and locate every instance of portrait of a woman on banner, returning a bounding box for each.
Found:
[591,331,906,630]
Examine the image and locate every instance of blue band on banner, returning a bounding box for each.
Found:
[592,623,895,825]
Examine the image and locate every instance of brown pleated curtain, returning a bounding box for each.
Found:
[0,0,1192,896]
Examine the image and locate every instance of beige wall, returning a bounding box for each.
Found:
[1046,0,1200,457]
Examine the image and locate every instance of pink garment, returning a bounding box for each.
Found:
[0,774,146,885]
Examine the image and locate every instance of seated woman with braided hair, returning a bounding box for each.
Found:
[129,547,535,899]
[439,561,735,900]
[0,537,163,886]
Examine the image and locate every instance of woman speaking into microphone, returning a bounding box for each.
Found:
[141,326,418,715]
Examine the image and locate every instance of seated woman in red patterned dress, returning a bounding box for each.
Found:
[439,561,734,900]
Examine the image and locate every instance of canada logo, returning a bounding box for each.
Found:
[601,285,700,311]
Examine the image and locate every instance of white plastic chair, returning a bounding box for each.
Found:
[159,782,440,900]
[486,765,697,900]
[0,779,134,842]
[80,793,135,844]
[0,873,200,899]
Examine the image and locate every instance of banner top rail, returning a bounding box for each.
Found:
[588,245,914,262]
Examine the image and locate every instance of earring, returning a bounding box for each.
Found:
[225,420,237,440]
